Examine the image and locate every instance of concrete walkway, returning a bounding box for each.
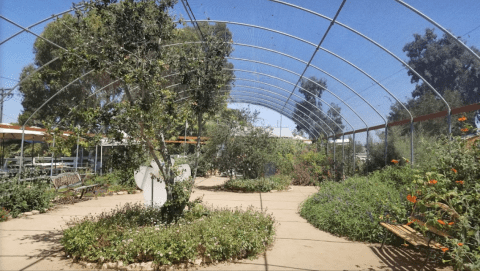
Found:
[0,177,451,270]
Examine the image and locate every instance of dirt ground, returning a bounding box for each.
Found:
[0,176,452,270]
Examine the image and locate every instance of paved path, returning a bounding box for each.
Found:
[0,177,451,270]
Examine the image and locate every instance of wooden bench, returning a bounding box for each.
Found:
[380,202,459,270]
[50,172,101,199]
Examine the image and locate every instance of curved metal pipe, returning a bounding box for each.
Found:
[229,97,325,139]
[0,6,83,46]
[187,19,414,122]
[229,89,328,136]
[228,57,366,130]
[231,82,345,134]
[227,68,354,132]
[267,0,451,125]
[161,41,387,127]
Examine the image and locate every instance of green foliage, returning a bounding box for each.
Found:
[403,28,480,104]
[368,163,419,189]
[103,144,148,186]
[410,137,480,270]
[223,175,291,193]
[290,147,334,185]
[203,108,276,179]
[300,176,408,243]
[0,180,55,218]
[271,138,305,176]
[61,202,276,266]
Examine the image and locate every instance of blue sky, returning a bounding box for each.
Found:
[1,0,480,142]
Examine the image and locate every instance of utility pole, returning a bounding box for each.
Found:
[0,88,13,123]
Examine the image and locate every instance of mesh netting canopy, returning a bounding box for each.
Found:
[1,0,480,142]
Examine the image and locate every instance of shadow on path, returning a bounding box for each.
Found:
[370,245,448,271]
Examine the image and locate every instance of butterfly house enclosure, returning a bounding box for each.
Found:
[1,0,480,270]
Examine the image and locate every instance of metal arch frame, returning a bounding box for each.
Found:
[0,6,83,46]
[227,57,366,130]
[281,0,346,115]
[229,97,325,139]
[173,93,323,139]
[229,89,331,136]
[267,0,452,128]
[170,85,326,138]
[158,40,387,128]
[231,80,348,135]
[226,69,354,132]
[229,92,326,137]
[394,0,480,64]
[186,19,414,122]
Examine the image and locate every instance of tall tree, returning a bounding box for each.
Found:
[389,28,480,136]
[57,0,232,220]
[403,28,480,102]
[293,76,344,139]
[17,13,121,126]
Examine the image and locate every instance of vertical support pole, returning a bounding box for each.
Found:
[353,132,356,174]
[100,145,103,176]
[31,141,34,162]
[342,133,345,178]
[184,120,187,156]
[333,136,336,178]
[366,129,369,174]
[151,175,154,208]
[384,125,388,166]
[50,135,55,177]
[410,121,414,167]
[75,134,79,172]
[447,110,452,138]
[94,145,98,174]
[19,125,25,180]
[280,115,282,137]
[1,137,4,170]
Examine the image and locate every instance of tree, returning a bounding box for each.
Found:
[293,76,344,139]
[389,28,480,136]
[202,108,276,179]
[56,0,232,221]
[17,13,121,126]
[403,28,480,103]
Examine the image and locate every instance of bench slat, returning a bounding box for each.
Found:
[380,222,446,250]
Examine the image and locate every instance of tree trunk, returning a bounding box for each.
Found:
[192,113,203,183]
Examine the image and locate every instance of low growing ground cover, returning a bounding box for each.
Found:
[61,202,276,268]
[223,175,291,192]
[300,175,408,243]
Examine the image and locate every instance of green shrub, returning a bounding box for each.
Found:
[412,137,480,270]
[62,202,276,266]
[300,176,407,243]
[0,180,55,217]
[368,162,420,189]
[224,175,291,192]
[291,148,329,185]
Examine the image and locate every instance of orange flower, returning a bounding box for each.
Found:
[441,247,449,252]
[406,221,414,226]
[438,220,446,225]
[407,195,417,203]
[429,179,437,185]
[452,168,458,174]
[391,159,399,164]
[458,243,463,246]
[458,116,467,122]
[448,222,455,225]
[461,128,469,132]
[456,180,464,185]
[402,243,409,247]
